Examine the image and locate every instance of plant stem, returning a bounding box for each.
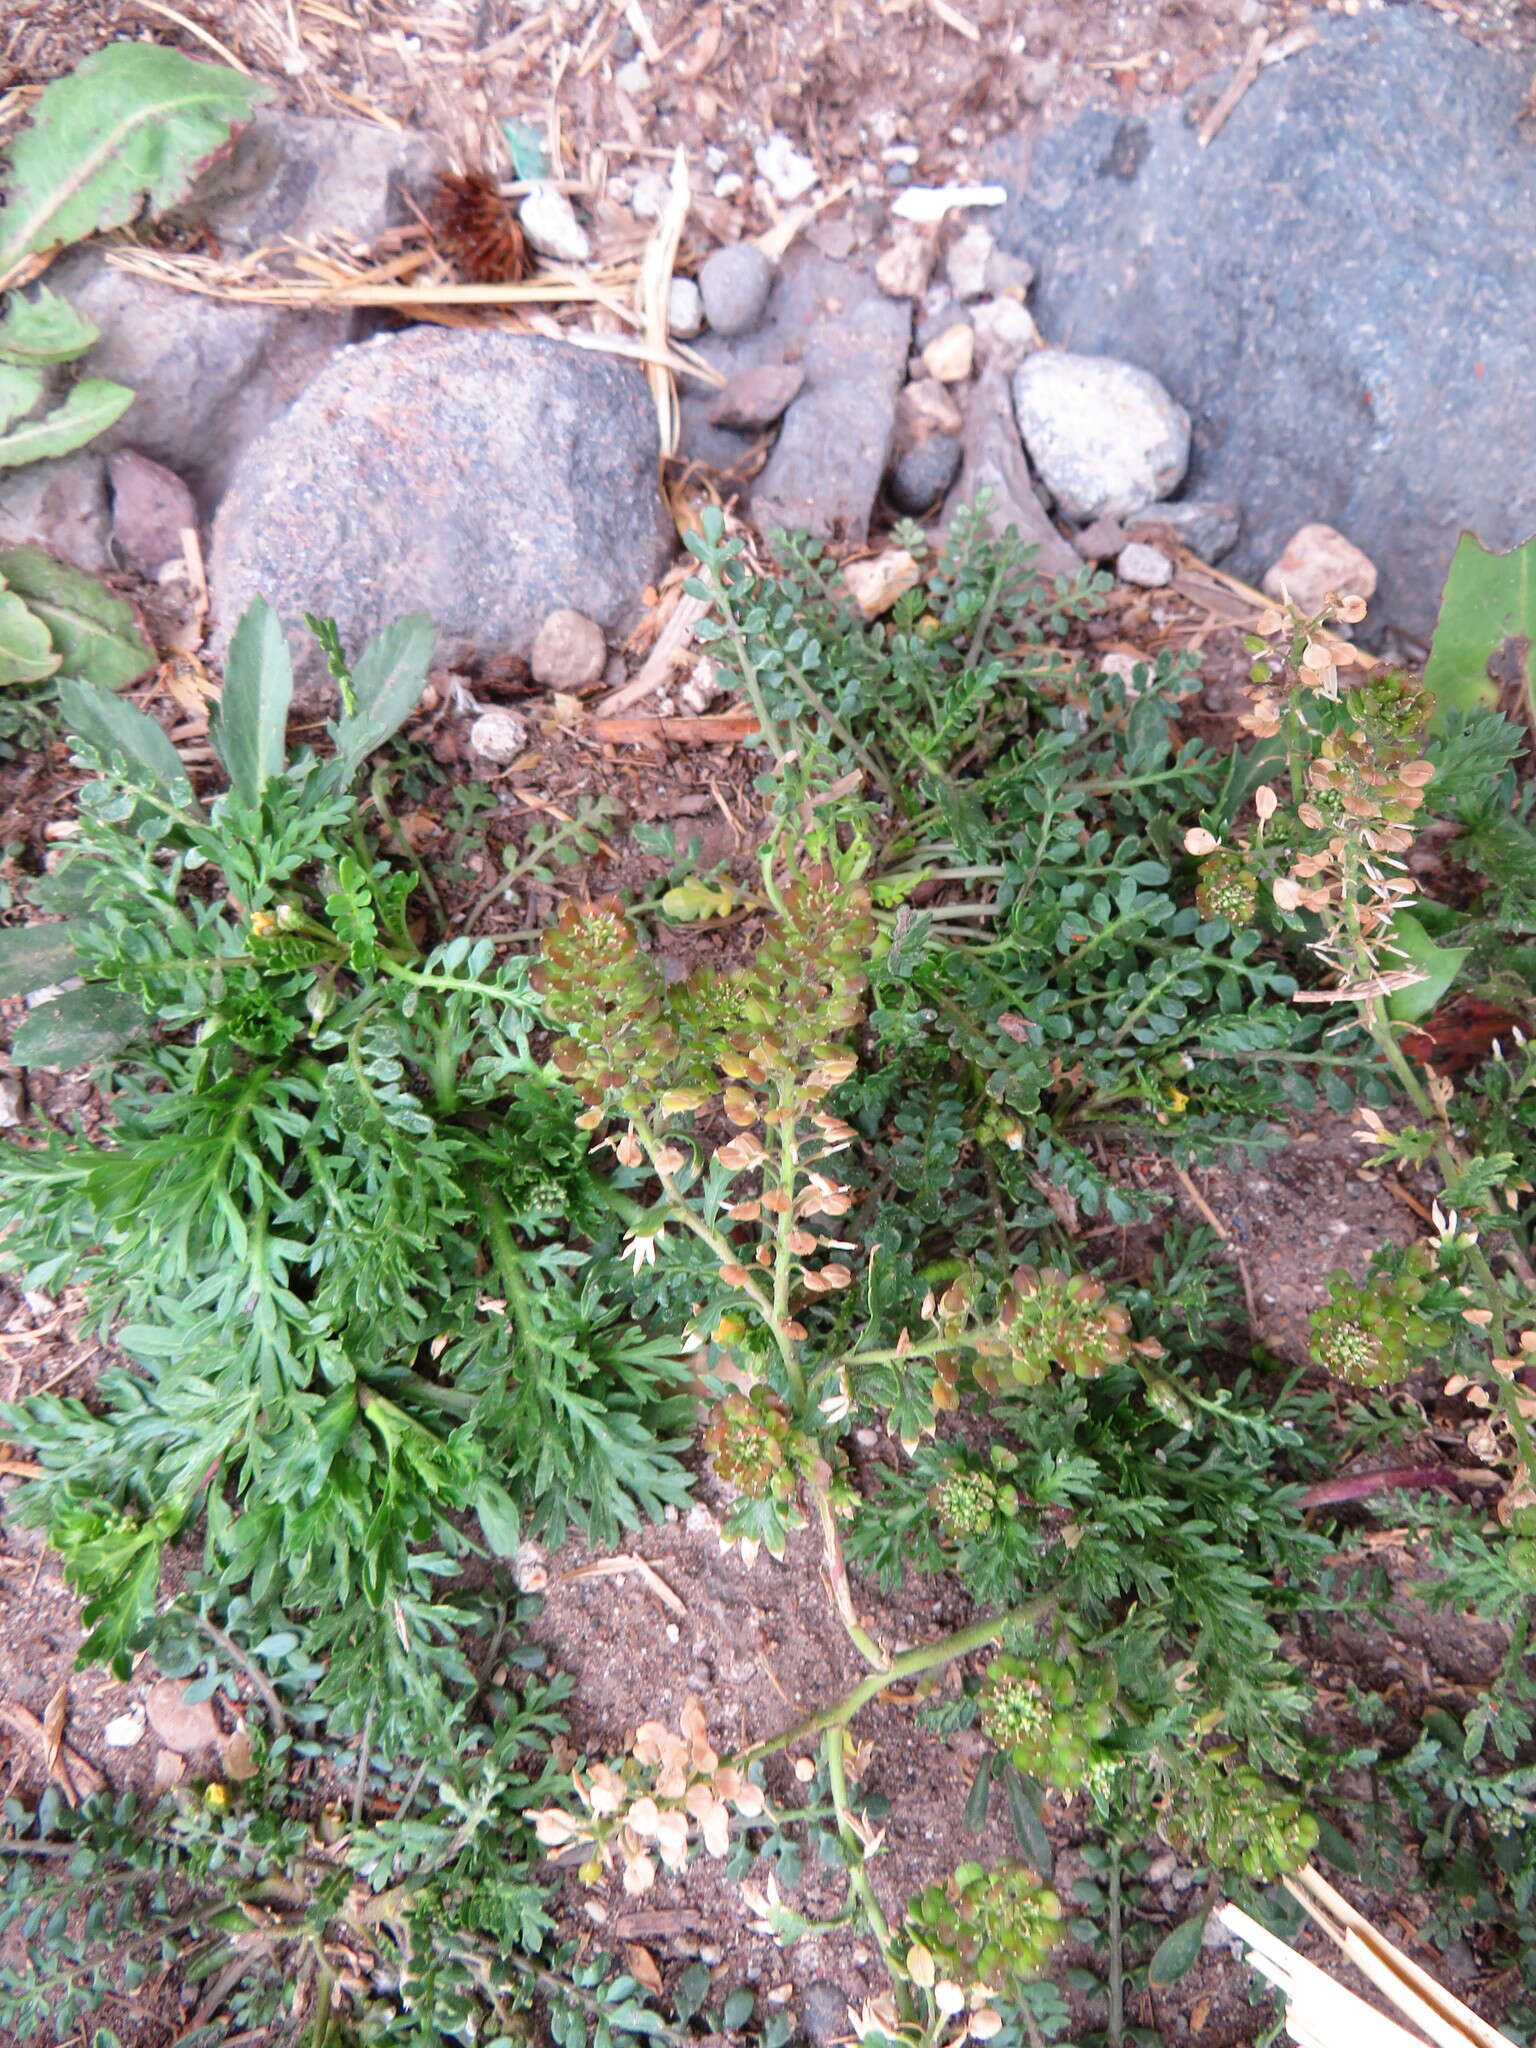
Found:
[810,1476,888,1671]
[734,1599,1050,1768]
[187,1613,290,1737]
[1107,1843,1124,2048]
[624,1098,808,1407]
[825,1725,911,2016]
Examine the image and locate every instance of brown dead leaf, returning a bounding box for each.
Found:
[145,1677,221,1756]
[152,1748,187,1794]
[626,1943,665,1997]
[0,1699,106,1806]
[219,1725,258,1781]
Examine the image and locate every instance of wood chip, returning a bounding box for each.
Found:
[41,1683,65,1778]
[590,712,760,745]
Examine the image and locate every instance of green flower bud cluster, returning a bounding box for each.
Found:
[534,898,676,1101]
[904,1863,1064,1986]
[1309,1251,1442,1387]
[702,1388,798,1503]
[979,1653,1118,1792]
[931,1464,1017,1539]
[1163,1761,1319,1883]
[1194,849,1259,928]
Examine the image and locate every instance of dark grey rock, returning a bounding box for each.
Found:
[698,242,774,336]
[0,452,111,573]
[47,111,430,509]
[679,245,912,544]
[209,329,672,706]
[990,11,1536,640]
[1126,497,1240,562]
[889,432,962,514]
[942,367,1082,580]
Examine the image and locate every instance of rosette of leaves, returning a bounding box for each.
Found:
[980,1651,1119,1793]
[0,601,691,1727]
[903,1863,1064,1989]
[1309,1243,1447,1387]
[700,1385,808,1555]
[983,1266,1138,1390]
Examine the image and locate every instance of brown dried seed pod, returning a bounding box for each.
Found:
[431,169,531,284]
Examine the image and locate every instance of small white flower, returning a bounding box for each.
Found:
[621,1226,668,1271]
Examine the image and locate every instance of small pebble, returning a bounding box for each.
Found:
[668,275,704,337]
[698,241,774,336]
[921,322,975,383]
[518,183,590,263]
[531,607,607,689]
[889,433,961,514]
[0,1076,20,1129]
[1073,515,1128,562]
[103,1710,146,1749]
[630,169,669,222]
[945,223,995,300]
[971,295,1038,372]
[754,131,818,202]
[1117,541,1173,587]
[875,231,934,299]
[470,708,529,765]
[897,376,964,440]
[713,170,745,201]
[615,55,651,94]
[984,246,1035,297]
[708,362,804,431]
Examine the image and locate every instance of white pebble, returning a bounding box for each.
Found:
[103,1710,146,1748]
[518,183,591,264]
[754,132,819,202]
[668,275,705,337]
[469,709,529,765]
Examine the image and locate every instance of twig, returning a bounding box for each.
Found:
[132,0,254,72]
[557,1553,687,1617]
[351,1702,374,1833]
[1198,28,1268,147]
[187,1613,290,1737]
[1170,1163,1229,1240]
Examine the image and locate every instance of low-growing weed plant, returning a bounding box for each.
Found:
[0,508,1533,2044]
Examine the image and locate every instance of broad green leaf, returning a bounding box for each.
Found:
[0,286,98,364]
[0,43,272,274]
[0,363,45,433]
[212,596,292,802]
[1148,1912,1208,1988]
[0,376,134,468]
[963,1752,993,1834]
[1001,1764,1053,1875]
[1384,909,1470,1024]
[660,875,736,922]
[0,922,83,997]
[11,982,143,1068]
[0,584,60,685]
[1423,531,1536,727]
[58,675,190,806]
[330,614,436,779]
[0,547,152,688]
[475,1479,522,1557]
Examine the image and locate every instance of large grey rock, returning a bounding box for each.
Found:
[46,112,429,508]
[209,329,672,703]
[678,244,911,545]
[991,11,1536,642]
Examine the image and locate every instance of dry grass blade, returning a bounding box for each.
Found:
[597,589,711,713]
[558,1553,687,1616]
[637,145,692,460]
[130,0,254,72]
[0,1697,106,1807]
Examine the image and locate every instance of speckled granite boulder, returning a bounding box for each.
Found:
[209,328,674,704]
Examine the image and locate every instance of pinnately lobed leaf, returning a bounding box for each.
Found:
[0,43,272,275]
